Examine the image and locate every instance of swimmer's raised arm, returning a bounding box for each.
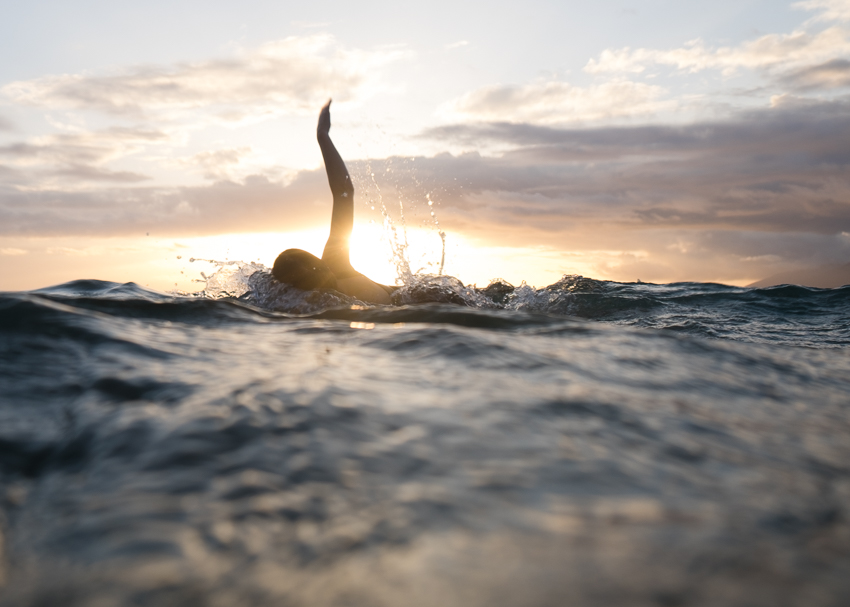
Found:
[318,100,355,273]
[317,100,354,201]
[317,100,392,304]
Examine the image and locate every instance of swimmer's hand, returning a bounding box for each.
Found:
[318,100,332,137]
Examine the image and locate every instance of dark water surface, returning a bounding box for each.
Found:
[1,271,849,606]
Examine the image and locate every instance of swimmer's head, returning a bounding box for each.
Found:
[272,249,338,291]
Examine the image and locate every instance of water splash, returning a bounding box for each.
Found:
[189,254,586,315]
[363,160,412,284]
[243,270,357,313]
[427,192,447,276]
[391,274,496,307]
[190,259,373,313]
[357,160,447,285]
[190,258,266,299]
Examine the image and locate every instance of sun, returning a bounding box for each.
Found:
[349,225,397,285]
[350,222,452,285]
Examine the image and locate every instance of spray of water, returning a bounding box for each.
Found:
[358,158,447,285]
[187,258,266,299]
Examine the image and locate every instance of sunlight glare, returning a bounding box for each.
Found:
[350,222,448,285]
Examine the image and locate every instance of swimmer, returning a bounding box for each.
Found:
[272,101,394,304]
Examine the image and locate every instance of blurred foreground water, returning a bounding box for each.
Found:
[1,267,849,606]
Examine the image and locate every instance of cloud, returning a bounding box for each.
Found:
[0,127,171,164]
[584,26,850,77]
[0,115,12,131]
[440,80,669,124]
[441,3,850,129]
[0,127,172,185]
[794,0,850,23]
[0,164,25,182]
[0,169,331,237]
[9,97,842,241]
[585,229,850,284]
[0,34,412,234]
[413,99,850,241]
[2,35,409,123]
[180,147,255,181]
[581,0,850,85]
[49,165,149,183]
[425,97,850,158]
[780,58,850,90]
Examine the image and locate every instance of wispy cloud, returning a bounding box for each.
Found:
[2,35,410,123]
[0,168,329,237]
[583,26,850,77]
[582,0,850,90]
[440,80,670,124]
[0,128,170,165]
[443,1,850,128]
[421,98,850,232]
[48,165,149,183]
[0,35,410,191]
[780,58,850,90]
[0,127,173,186]
[794,0,850,23]
[183,147,252,180]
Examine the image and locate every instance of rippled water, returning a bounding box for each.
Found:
[1,267,849,606]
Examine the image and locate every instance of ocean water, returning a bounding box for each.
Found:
[1,263,849,606]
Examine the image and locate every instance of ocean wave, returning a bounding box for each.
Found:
[2,270,850,605]
[21,256,849,347]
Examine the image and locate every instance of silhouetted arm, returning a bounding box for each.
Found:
[318,100,355,274]
[317,100,392,304]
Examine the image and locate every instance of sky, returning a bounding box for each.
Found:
[1,0,849,291]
